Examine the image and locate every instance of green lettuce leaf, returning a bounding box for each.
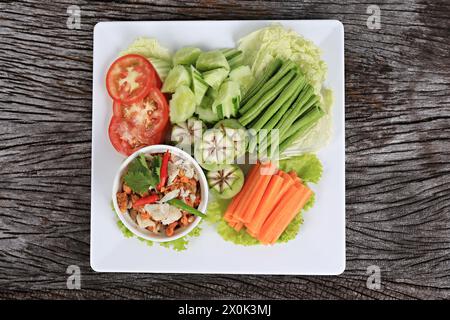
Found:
[159,237,188,251]
[137,236,154,247]
[279,153,323,184]
[238,24,326,94]
[160,225,202,251]
[303,192,315,212]
[117,220,135,239]
[120,38,173,80]
[115,213,201,252]
[120,37,172,61]
[205,198,259,246]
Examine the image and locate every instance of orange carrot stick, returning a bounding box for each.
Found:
[224,198,238,222]
[259,185,312,244]
[278,170,293,183]
[293,177,303,188]
[258,186,303,244]
[246,170,296,232]
[266,187,312,244]
[239,170,273,224]
[258,161,278,176]
[233,163,268,222]
[228,221,237,228]
[245,174,284,236]
[233,222,244,232]
[247,228,257,237]
[288,170,303,184]
[225,163,260,223]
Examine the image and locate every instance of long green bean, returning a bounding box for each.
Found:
[240,58,282,107]
[239,60,296,115]
[279,106,325,152]
[280,95,319,141]
[277,85,314,138]
[249,77,305,153]
[239,70,296,126]
[261,77,306,132]
[251,73,305,131]
[221,49,241,60]
[261,102,322,155]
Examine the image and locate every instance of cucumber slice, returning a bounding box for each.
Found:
[169,85,196,124]
[196,50,229,72]
[202,68,229,90]
[173,47,202,66]
[196,96,220,124]
[212,80,241,119]
[206,86,218,99]
[161,65,191,93]
[229,66,255,95]
[190,65,209,106]
[148,57,172,81]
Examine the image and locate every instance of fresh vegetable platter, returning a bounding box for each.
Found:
[91,20,345,274]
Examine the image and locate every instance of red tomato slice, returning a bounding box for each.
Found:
[108,116,163,156]
[146,60,162,89]
[145,59,162,89]
[154,71,162,89]
[113,88,169,143]
[106,54,158,103]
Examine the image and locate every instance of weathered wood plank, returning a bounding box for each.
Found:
[0,0,449,299]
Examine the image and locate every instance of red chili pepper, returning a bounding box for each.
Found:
[133,194,159,208]
[157,150,170,190]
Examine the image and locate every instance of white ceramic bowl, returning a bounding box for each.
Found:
[112,145,208,242]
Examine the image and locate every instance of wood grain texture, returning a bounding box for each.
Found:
[0,0,449,300]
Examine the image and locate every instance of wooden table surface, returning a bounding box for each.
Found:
[1,0,449,300]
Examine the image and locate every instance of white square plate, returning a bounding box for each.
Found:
[91,20,345,274]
